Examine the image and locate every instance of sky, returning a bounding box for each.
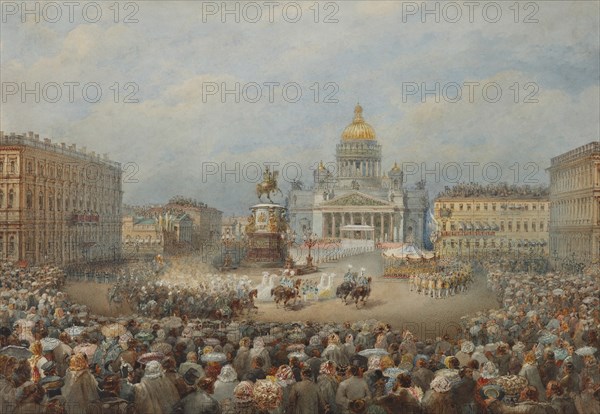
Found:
[1,1,599,215]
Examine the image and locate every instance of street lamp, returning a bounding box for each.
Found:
[281,230,297,269]
[220,228,235,271]
[303,231,318,269]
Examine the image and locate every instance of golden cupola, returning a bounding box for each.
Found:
[341,104,376,141]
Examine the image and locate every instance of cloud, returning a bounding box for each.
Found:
[1,1,598,214]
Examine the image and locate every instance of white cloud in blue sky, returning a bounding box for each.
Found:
[1,1,598,214]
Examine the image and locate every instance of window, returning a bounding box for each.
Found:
[532,222,536,231]
[541,204,545,211]
[9,161,15,173]
[516,222,521,232]
[7,190,14,208]
[492,203,496,211]
[524,222,528,232]
[500,221,505,231]
[532,204,537,210]
[540,222,544,231]
[508,221,513,231]
[0,236,3,256]
[484,203,488,211]
[27,162,33,174]
[0,191,3,207]
[0,161,3,173]
[8,236,15,254]
[26,191,32,209]
[57,193,61,211]
[39,192,44,210]
[48,195,54,211]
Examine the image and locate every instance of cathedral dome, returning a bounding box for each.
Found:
[341,104,376,141]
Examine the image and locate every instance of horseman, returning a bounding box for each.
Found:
[344,265,356,285]
[357,271,369,287]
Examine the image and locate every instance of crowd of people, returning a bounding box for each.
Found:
[0,258,599,413]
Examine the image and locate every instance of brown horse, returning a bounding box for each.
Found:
[350,277,372,308]
[271,279,301,309]
[232,289,258,316]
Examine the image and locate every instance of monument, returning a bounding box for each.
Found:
[242,167,288,267]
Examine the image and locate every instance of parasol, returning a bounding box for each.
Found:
[65,326,85,337]
[150,342,172,354]
[73,343,97,359]
[41,337,61,352]
[137,352,165,365]
[135,331,154,342]
[538,333,558,345]
[575,346,597,356]
[161,316,183,330]
[200,352,227,363]
[101,323,127,338]
[0,345,32,359]
[358,348,389,357]
[495,375,528,396]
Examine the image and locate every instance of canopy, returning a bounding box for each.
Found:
[382,243,435,260]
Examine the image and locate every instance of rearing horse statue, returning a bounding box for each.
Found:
[257,169,284,203]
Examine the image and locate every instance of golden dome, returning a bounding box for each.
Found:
[341,104,376,141]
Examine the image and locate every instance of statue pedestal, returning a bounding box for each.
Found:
[241,204,286,268]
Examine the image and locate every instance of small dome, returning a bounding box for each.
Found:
[341,104,376,141]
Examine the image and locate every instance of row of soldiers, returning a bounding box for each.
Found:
[409,270,473,298]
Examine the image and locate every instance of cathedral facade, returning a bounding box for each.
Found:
[287,105,428,247]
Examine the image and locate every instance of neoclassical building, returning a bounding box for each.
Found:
[548,141,600,264]
[433,190,550,258]
[288,105,428,246]
[0,131,122,265]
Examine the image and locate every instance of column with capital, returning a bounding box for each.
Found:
[332,213,336,238]
[380,213,384,241]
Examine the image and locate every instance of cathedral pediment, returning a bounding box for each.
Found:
[322,192,391,207]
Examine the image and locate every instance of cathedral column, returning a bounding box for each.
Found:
[370,214,374,227]
[341,212,346,227]
[380,213,384,241]
[390,214,394,242]
[350,213,354,225]
[331,213,336,238]
[361,213,365,225]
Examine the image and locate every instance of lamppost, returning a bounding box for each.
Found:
[281,230,297,269]
[303,231,318,269]
[220,228,235,271]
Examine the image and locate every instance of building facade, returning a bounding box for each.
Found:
[148,197,223,249]
[548,141,600,264]
[288,105,428,246]
[0,131,122,265]
[122,212,193,256]
[433,184,550,258]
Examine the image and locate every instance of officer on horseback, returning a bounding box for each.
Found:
[344,265,356,284]
[357,267,369,286]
